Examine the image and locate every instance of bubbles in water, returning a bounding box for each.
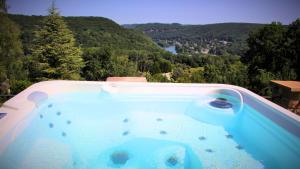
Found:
[62,132,66,137]
[205,149,214,153]
[160,130,167,135]
[49,123,54,128]
[226,134,233,138]
[166,156,179,167]
[156,118,163,122]
[122,131,129,136]
[110,151,129,166]
[198,136,206,140]
[236,145,243,150]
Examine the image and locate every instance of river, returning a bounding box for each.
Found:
[164,45,177,54]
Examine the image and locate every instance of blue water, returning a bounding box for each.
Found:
[164,45,177,54]
[0,92,300,169]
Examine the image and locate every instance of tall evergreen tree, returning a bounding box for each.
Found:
[30,3,84,81]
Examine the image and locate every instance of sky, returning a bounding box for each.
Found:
[6,0,300,25]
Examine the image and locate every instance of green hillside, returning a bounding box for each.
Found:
[8,14,162,54]
[131,23,264,40]
[126,23,265,55]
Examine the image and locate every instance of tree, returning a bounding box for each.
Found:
[244,22,294,77]
[0,13,23,80]
[146,73,170,82]
[111,55,138,77]
[204,64,225,83]
[29,3,84,81]
[243,21,299,93]
[190,67,205,83]
[227,61,249,87]
[172,67,184,81]
[82,48,113,80]
[286,19,300,80]
[0,4,29,95]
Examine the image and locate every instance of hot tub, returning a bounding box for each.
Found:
[0,81,299,169]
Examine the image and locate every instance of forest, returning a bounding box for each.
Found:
[0,1,300,102]
[125,23,266,56]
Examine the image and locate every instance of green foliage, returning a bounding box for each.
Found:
[0,14,24,77]
[227,61,249,86]
[175,70,192,83]
[82,48,139,80]
[172,67,205,83]
[286,19,300,80]
[8,14,163,55]
[82,48,113,80]
[244,22,287,74]
[0,12,28,95]
[146,73,170,83]
[243,20,300,94]
[204,64,225,83]
[127,51,172,74]
[190,67,205,83]
[202,55,248,86]
[172,67,185,81]
[10,80,32,94]
[148,55,172,74]
[132,23,264,56]
[29,6,84,81]
[111,55,139,77]
[134,23,263,41]
[252,69,276,96]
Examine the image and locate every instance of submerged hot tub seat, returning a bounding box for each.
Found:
[96,138,202,169]
[185,88,244,126]
[0,81,300,169]
[209,98,233,109]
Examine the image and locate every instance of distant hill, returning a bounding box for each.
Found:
[128,22,264,41]
[124,23,265,55]
[8,14,161,54]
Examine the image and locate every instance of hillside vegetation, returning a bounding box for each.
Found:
[126,23,265,56]
[9,14,162,54]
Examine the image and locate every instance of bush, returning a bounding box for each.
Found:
[10,80,32,94]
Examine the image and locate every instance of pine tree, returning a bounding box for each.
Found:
[30,3,84,81]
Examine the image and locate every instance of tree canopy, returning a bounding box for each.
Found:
[0,11,29,97]
[242,20,300,94]
[29,4,84,81]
